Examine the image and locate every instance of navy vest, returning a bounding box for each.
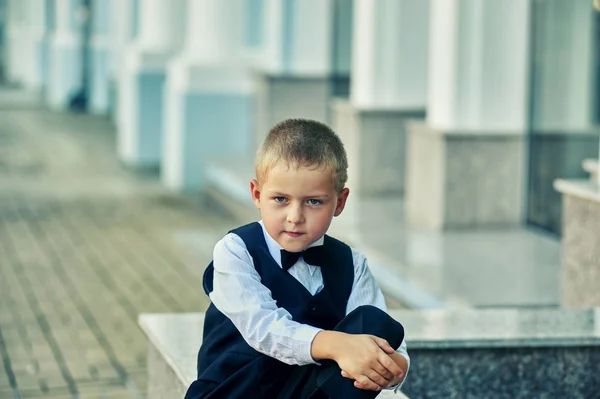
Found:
[192,222,354,398]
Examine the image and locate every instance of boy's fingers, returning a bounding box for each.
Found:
[340,370,351,379]
[373,361,394,381]
[379,353,403,377]
[373,337,395,354]
[366,369,389,388]
[355,376,381,391]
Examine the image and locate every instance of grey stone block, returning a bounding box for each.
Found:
[332,99,425,195]
[406,121,526,230]
[253,72,349,148]
[556,180,600,307]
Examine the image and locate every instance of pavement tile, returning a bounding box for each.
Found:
[0,104,232,398]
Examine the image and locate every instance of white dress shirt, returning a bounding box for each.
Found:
[209,221,410,391]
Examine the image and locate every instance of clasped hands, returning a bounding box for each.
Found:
[335,334,404,391]
[312,331,405,392]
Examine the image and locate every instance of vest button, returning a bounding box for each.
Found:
[310,305,317,311]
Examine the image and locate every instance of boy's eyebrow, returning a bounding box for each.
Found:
[267,190,331,199]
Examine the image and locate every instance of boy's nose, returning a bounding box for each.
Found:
[287,204,305,224]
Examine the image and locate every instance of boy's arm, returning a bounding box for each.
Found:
[340,249,411,391]
[209,233,323,366]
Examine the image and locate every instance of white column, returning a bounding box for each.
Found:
[185,1,243,64]
[406,0,531,229]
[19,0,47,91]
[428,0,530,132]
[350,0,429,109]
[331,0,429,195]
[137,0,183,52]
[4,0,27,84]
[47,0,83,109]
[117,0,186,167]
[110,0,135,73]
[531,0,595,133]
[162,0,253,191]
[253,0,337,145]
[109,0,136,121]
[89,0,112,113]
[260,0,334,75]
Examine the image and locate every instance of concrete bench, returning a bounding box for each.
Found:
[138,313,407,398]
[139,309,600,398]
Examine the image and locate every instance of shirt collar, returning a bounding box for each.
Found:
[258,220,324,270]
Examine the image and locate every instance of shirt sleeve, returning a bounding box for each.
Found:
[346,248,411,392]
[208,233,322,366]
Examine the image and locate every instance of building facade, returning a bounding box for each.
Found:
[0,0,598,238]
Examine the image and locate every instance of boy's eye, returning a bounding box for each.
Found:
[274,196,287,203]
[307,199,322,205]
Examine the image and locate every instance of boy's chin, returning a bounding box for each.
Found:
[277,236,310,252]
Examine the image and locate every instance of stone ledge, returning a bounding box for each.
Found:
[140,309,600,398]
[554,178,600,204]
[390,308,600,348]
[139,313,407,398]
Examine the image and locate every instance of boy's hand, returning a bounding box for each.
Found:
[311,331,404,391]
[335,334,404,391]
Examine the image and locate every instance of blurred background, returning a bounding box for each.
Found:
[0,0,599,398]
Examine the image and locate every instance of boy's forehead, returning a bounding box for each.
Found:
[261,162,336,191]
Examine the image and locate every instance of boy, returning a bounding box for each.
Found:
[185,119,409,399]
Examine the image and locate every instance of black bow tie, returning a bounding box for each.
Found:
[280,246,326,271]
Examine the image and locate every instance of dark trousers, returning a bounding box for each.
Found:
[186,305,404,399]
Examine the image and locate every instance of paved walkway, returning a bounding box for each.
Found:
[0,93,231,398]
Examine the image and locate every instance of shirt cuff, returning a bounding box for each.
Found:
[293,325,323,365]
[391,353,410,393]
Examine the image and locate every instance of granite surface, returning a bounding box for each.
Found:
[393,308,600,397]
[400,346,600,398]
[556,180,600,307]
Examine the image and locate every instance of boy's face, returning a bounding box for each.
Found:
[250,162,349,252]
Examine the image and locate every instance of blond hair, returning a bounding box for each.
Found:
[255,119,348,192]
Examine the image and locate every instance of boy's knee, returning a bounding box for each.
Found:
[338,306,404,349]
[349,304,386,318]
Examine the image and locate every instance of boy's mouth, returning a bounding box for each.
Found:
[285,231,304,238]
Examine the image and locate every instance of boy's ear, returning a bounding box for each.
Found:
[250,179,262,209]
[333,187,350,217]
